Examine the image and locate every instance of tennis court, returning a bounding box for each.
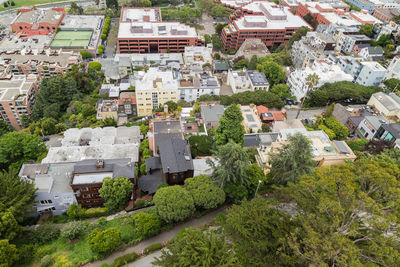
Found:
[50,30,92,48]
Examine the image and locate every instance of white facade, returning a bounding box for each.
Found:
[288,61,353,100]
[178,71,220,102]
[386,56,400,79]
[183,45,213,72]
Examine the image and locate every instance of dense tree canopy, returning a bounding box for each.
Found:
[256,60,286,87]
[0,120,13,137]
[184,175,225,209]
[132,212,161,239]
[268,133,315,185]
[88,228,121,254]
[359,23,373,37]
[0,239,19,267]
[162,7,202,23]
[189,135,213,158]
[214,104,245,146]
[99,177,133,210]
[269,84,291,99]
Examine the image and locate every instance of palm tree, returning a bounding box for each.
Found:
[296,73,320,119]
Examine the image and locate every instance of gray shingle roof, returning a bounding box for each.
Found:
[382,123,400,139]
[367,46,383,55]
[73,158,136,181]
[214,60,230,71]
[159,138,193,174]
[138,170,164,194]
[201,105,224,123]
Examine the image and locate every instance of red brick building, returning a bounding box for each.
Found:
[11,7,65,36]
[222,1,311,51]
[117,8,204,53]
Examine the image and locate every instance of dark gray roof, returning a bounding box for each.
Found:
[138,170,164,194]
[332,104,350,126]
[244,132,279,147]
[214,60,229,71]
[247,71,269,86]
[382,123,400,139]
[146,157,161,172]
[159,138,193,174]
[348,116,364,127]
[367,46,383,55]
[73,158,136,180]
[153,120,183,152]
[200,105,224,123]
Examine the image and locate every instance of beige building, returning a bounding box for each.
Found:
[0,74,39,130]
[133,67,179,116]
[367,92,400,120]
[96,99,118,121]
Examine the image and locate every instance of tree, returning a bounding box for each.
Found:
[270,84,291,98]
[261,123,271,133]
[233,58,249,69]
[188,135,213,158]
[0,239,18,267]
[359,23,373,38]
[211,34,223,50]
[214,104,245,146]
[184,175,225,209]
[88,228,121,254]
[324,116,349,139]
[287,26,310,49]
[384,78,400,91]
[140,124,149,136]
[303,13,318,28]
[60,221,87,240]
[153,186,195,223]
[163,100,178,112]
[31,223,60,244]
[215,23,227,35]
[106,0,118,9]
[296,73,320,119]
[224,183,248,204]
[0,120,13,137]
[256,60,286,87]
[132,212,161,239]
[140,0,152,6]
[69,2,83,15]
[268,133,314,185]
[248,55,258,70]
[80,51,92,58]
[245,164,267,196]
[0,132,47,171]
[372,34,392,47]
[88,61,102,71]
[208,141,250,189]
[99,177,133,210]
[224,198,295,266]
[154,227,237,267]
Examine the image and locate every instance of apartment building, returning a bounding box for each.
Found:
[340,34,371,53]
[346,0,376,13]
[0,74,39,130]
[0,50,81,79]
[133,67,179,116]
[178,70,220,102]
[183,45,213,72]
[221,1,310,51]
[291,31,335,69]
[11,6,65,35]
[118,8,204,53]
[96,99,118,121]
[373,8,400,21]
[385,56,400,79]
[288,60,353,100]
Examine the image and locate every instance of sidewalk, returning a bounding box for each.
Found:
[86,205,228,266]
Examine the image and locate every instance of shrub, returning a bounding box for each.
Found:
[31,223,60,244]
[144,242,162,254]
[157,183,169,190]
[132,212,161,239]
[101,264,110,267]
[88,228,121,254]
[40,255,53,267]
[184,175,225,210]
[224,183,248,204]
[67,203,81,219]
[60,221,87,240]
[111,252,137,267]
[89,61,102,71]
[318,124,336,140]
[324,116,349,140]
[81,207,109,218]
[15,244,36,266]
[80,51,92,58]
[101,33,107,40]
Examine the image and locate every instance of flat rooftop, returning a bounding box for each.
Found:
[60,15,104,30]
[0,34,53,51]
[351,11,381,24]
[234,11,309,30]
[0,51,80,67]
[0,75,36,102]
[322,12,362,27]
[134,67,178,91]
[118,21,198,39]
[12,9,62,25]
[360,61,386,71]
[121,7,161,22]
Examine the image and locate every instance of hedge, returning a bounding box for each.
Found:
[81,207,108,218]
[111,252,137,267]
[144,242,163,254]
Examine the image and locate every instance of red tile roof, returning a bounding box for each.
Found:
[257,105,285,121]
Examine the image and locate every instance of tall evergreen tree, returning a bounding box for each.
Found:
[214,104,245,146]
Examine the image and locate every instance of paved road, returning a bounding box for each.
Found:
[88,205,228,266]
[129,251,162,267]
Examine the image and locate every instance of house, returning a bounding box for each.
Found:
[386,56,400,79]
[151,120,183,156]
[340,34,371,54]
[200,105,225,131]
[183,46,213,72]
[256,105,285,124]
[374,123,400,148]
[19,163,77,217]
[234,38,270,61]
[118,94,137,125]
[272,119,305,132]
[244,132,279,147]
[359,46,384,61]
[373,8,400,22]
[356,115,388,139]
[178,71,220,102]
[367,92,400,119]
[248,71,269,91]
[241,105,263,133]
[227,69,251,93]
[71,159,136,208]
[96,99,118,121]
[213,60,230,73]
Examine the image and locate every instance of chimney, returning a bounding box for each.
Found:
[96,159,104,169]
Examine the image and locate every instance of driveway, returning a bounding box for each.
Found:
[286,108,325,120]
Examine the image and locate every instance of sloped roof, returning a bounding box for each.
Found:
[159,138,193,174]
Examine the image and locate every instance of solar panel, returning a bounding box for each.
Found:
[246,114,255,122]
[333,140,350,154]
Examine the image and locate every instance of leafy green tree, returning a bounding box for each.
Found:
[233,58,249,69]
[0,132,47,171]
[0,120,13,137]
[261,123,271,133]
[208,141,249,188]
[359,23,373,37]
[215,23,227,35]
[256,60,286,87]
[60,221,87,240]
[188,135,213,158]
[154,227,237,267]
[106,0,118,9]
[88,61,102,71]
[212,34,223,50]
[184,175,225,209]
[372,34,392,47]
[210,4,231,18]
[31,223,60,244]
[140,124,149,136]
[214,104,245,146]
[164,100,178,112]
[384,78,400,90]
[153,186,195,223]
[80,51,92,58]
[287,26,310,49]
[224,183,248,204]
[0,239,18,267]
[248,55,258,70]
[99,177,133,210]
[324,116,349,139]
[224,198,295,266]
[204,34,211,44]
[132,212,161,239]
[270,84,291,98]
[140,0,152,6]
[88,228,121,254]
[245,164,267,196]
[268,133,314,185]
[303,13,318,28]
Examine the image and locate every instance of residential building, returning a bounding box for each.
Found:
[178,71,220,102]
[133,67,179,116]
[183,45,213,72]
[0,74,38,130]
[374,123,400,147]
[367,92,400,119]
[291,31,336,69]
[256,128,357,170]
[43,127,141,163]
[71,158,136,208]
[373,8,400,21]
[0,50,82,79]
[228,69,269,93]
[385,56,400,79]
[340,34,371,53]
[11,7,65,35]
[359,46,384,60]
[297,1,350,24]
[200,104,225,130]
[244,132,279,147]
[272,119,305,132]
[248,70,269,91]
[279,0,300,13]
[151,120,183,156]
[346,0,376,13]
[19,163,77,216]
[213,60,230,73]
[96,99,118,121]
[241,105,263,133]
[256,105,285,123]
[234,38,270,61]
[118,94,137,118]
[117,8,204,53]
[130,53,183,68]
[221,1,311,51]
[288,60,353,100]
[356,115,388,139]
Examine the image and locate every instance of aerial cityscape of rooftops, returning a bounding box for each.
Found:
[1,0,400,265]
